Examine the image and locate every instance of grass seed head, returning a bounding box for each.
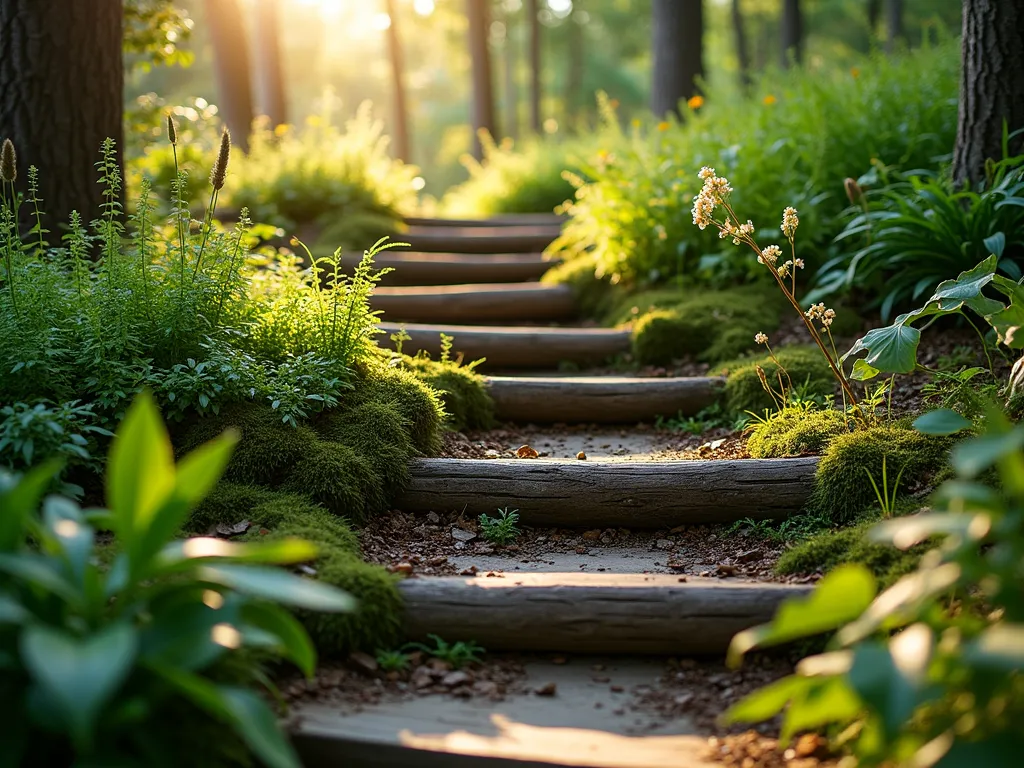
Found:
[1,138,17,183]
[166,115,178,145]
[210,128,231,190]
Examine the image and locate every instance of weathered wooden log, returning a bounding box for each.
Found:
[397,457,819,527]
[404,213,565,228]
[372,283,576,324]
[342,251,559,286]
[399,574,812,654]
[378,322,632,369]
[487,376,724,423]
[402,226,558,254]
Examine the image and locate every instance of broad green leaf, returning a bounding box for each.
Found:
[950,427,1024,477]
[0,593,28,624]
[43,496,94,582]
[929,255,997,304]
[21,622,138,748]
[984,232,1006,258]
[219,687,302,768]
[727,565,876,667]
[241,602,317,677]
[721,674,817,724]
[106,392,176,547]
[843,322,921,375]
[198,565,356,612]
[138,598,228,672]
[0,460,62,551]
[913,409,972,436]
[156,537,321,571]
[0,553,81,604]
[984,303,1024,348]
[870,512,990,550]
[851,358,880,382]
[780,675,863,744]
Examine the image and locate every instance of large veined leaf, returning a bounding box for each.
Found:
[843,321,921,376]
[198,565,356,613]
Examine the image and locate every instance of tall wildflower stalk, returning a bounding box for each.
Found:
[691,166,861,415]
[26,166,48,256]
[194,128,230,281]
[1,138,19,312]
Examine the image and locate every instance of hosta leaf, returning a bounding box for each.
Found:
[912,409,972,436]
[844,322,921,375]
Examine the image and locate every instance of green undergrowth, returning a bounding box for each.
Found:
[399,355,495,431]
[712,346,834,415]
[541,252,616,318]
[747,406,851,458]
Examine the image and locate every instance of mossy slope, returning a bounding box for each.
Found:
[712,346,834,415]
[747,406,851,458]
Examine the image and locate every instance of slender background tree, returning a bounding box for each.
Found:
[651,0,704,119]
[467,0,497,158]
[781,0,803,67]
[253,0,288,127]
[384,0,411,161]
[204,0,254,150]
[0,0,123,229]
[731,0,753,92]
[527,0,543,134]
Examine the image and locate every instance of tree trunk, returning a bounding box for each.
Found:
[503,5,519,140]
[953,0,1024,187]
[527,0,542,133]
[0,0,123,232]
[780,0,803,68]
[885,0,904,53]
[205,0,255,151]
[253,0,287,127]
[384,0,411,161]
[731,0,752,92]
[651,0,704,119]
[565,8,585,126]
[867,0,882,36]
[467,0,497,158]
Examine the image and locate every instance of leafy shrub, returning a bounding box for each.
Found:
[746,405,850,458]
[713,347,834,415]
[0,393,353,768]
[0,400,111,477]
[551,44,959,289]
[814,155,1024,318]
[441,133,583,216]
[725,409,1024,764]
[398,352,494,431]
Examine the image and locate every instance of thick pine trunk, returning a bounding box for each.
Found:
[205,0,255,151]
[253,0,287,127]
[651,0,704,119]
[780,0,803,68]
[885,0,904,53]
[0,0,123,231]
[953,0,1024,187]
[527,0,542,133]
[731,0,752,92]
[384,0,411,161]
[467,0,497,158]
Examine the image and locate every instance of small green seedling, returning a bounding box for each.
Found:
[864,455,906,519]
[375,649,412,672]
[478,507,521,545]
[404,634,485,669]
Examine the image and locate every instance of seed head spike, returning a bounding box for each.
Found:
[1,138,17,183]
[167,115,178,145]
[844,177,863,205]
[210,128,231,190]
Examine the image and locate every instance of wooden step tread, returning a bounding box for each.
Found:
[396,457,818,528]
[404,213,565,228]
[345,251,559,285]
[373,283,575,324]
[402,226,559,254]
[379,322,631,369]
[399,573,811,655]
[487,376,723,423]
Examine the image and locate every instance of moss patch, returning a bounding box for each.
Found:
[747,406,851,458]
[315,401,414,498]
[401,356,495,431]
[712,346,834,415]
[807,425,951,524]
[350,362,444,455]
[281,441,384,522]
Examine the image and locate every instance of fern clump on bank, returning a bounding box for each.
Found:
[747,406,851,458]
[713,346,833,415]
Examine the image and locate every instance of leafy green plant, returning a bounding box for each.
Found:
[815,153,1024,319]
[724,406,1024,764]
[0,392,354,767]
[375,649,412,673]
[0,400,112,475]
[405,635,485,669]
[863,455,906,519]
[478,507,521,546]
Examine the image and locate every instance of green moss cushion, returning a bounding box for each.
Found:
[747,406,851,458]
[713,346,834,415]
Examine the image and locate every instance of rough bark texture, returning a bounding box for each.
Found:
[400,574,813,654]
[953,0,1024,187]
[526,0,542,133]
[403,224,558,253]
[731,0,752,92]
[371,282,575,324]
[780,0,803,67]
[341,250,558,286]
[204,0,254,151]
[487,376,724,424]
[253,0,287,126]
[0,0,123,231]
[651,0,704,118]
[885,0,904,53]
[397,457,819,527]
[467,0,496,159]
[378,322,631,369]
[384,0,411,161]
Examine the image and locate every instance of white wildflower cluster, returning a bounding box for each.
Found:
[691,166,733,230]
[777,258,805,278]
[754,332,769,345]
[719,218,755,245]
[805,303,836,329]
[758,244,782,266]
[781,206,800,239]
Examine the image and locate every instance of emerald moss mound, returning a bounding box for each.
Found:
[401,356,495,431]
[775,514,927,588]
[747,406,851,458]
[619,287,784,366]
[806,425,951,524]
[350,362,444,455]
[712,346,834,415]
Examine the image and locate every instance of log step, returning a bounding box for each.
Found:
[345,251,559,286]
[372,283,576,324]
[396,457,819,528]
[399,573,811,655]
[379,322,632,369]
[402,226,559,254]
[487,376,724,424]
[404,213,565,228]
